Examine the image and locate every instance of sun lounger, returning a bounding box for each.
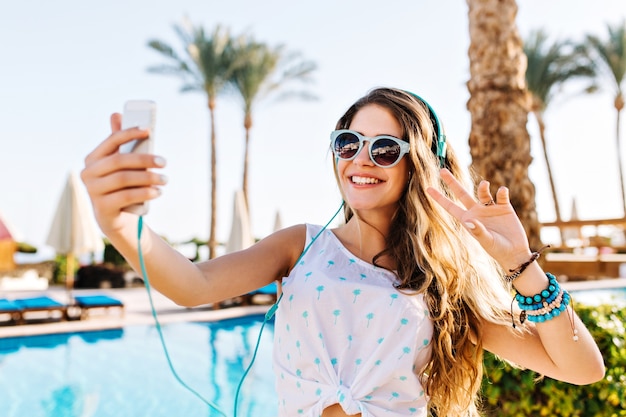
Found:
[240,282,278,306]
[0,298,23,324]
[74,295,125,319]
[13,296,68,322]
[211,282,280,310]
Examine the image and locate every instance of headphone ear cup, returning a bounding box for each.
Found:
[403,90,447,167]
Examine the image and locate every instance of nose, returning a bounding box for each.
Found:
[352,141,374,166]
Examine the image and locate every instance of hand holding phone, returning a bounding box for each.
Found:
[120,100,157,216]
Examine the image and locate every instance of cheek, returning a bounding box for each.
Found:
[334,161,349,188]
[393,160,411,182]
[335,160,348,178]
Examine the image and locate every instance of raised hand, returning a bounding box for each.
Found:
[426,168,532,270]
[80,113,167,236]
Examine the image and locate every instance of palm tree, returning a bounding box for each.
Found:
[585,20,626,216]
[229,36,317,206]
[466,0,542,250]
[147,20,238,259]
[524,29,596,242]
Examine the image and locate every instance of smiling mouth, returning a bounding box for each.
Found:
[351,175,381,185]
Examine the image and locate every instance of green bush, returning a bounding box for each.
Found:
[103,238,129,267]
[52,254,67,284]
[481,304,626,416]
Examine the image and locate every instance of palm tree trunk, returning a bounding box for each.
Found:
[534,110,565,242]
[466,0,542,251]
[615,94,626,217]
[242,111,252,208]
[208,98,218,259]
[66,253,75,303]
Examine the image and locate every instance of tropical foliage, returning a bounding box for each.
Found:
[481,303,626,417]
[229,35,316,205]
[147,20,238,259]
[147,19,317,258]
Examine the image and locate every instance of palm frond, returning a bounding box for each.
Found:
[146,19,244,102]
[585,20,626,93]
[524,29,596,109]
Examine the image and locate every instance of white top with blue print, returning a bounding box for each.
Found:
[273,224,433,417]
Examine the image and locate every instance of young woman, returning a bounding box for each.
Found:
[81,87,604,416]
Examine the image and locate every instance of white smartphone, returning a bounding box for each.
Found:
[120,100,157,216]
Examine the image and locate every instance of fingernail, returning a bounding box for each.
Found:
[159,174,168,184]
[464,221,476,230]
[154,156,166,167]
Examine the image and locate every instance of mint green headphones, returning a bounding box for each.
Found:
[405,91,447,168]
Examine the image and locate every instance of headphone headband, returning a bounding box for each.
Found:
[404,91,447,168]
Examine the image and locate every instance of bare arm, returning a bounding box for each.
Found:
[81,113,304,306]
[481,263,604,385]
[103,218,304,307]
[427,168,605,385]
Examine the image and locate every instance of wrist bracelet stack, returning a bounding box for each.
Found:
[510,271,579,341]
[515,273,569,321]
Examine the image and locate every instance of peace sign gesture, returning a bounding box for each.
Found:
[426,168,533,271]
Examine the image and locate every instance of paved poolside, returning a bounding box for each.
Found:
[1,277,624,339]
[0,286,272,338]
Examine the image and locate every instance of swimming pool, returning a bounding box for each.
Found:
[569,286,626,306]
[0,314,277,417]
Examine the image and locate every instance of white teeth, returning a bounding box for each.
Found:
[351,176,380,184]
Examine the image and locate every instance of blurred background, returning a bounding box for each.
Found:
[1,0,625,264]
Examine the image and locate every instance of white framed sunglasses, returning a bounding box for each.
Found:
[330,129,410,168]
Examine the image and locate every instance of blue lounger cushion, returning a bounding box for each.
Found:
[74,295,124,319]
[14,296,65,310]
[74,295,123,308]
[237,282,278,308]
[11,296,67,322]
[0,298,22,313]
[253,282,277,295]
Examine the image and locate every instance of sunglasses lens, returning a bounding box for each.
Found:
[334,132,361,160]
[371,138,403,166]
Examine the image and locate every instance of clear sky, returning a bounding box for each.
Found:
[1,0,625,259]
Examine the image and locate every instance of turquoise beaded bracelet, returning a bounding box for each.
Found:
[510,272,579,341]
[515,272,560,308]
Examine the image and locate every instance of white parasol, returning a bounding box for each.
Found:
[225,190,254,254]
[562,198,583,245]
[46,172,104,297]
[273,210,283,232]
[273,209,285,297]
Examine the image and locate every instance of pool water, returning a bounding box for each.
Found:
[569,286,626,306]
[0,314,277,417]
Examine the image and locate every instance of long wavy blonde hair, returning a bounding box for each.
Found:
[333,87,516,416]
